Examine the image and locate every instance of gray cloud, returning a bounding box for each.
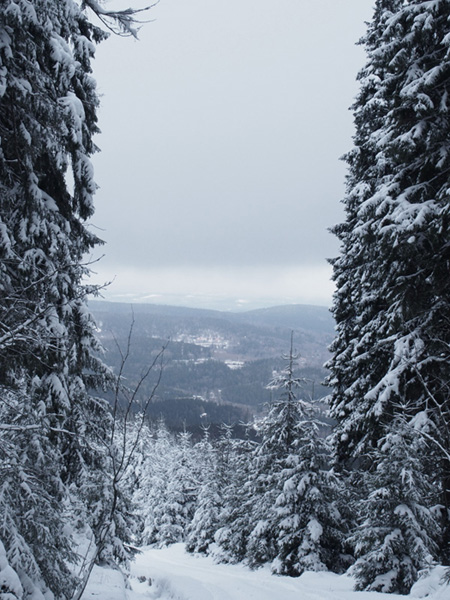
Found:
[89,0,374,307]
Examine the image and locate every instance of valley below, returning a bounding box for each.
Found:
[90,301,334,434]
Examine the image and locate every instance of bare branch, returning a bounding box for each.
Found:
[83,0,159,38]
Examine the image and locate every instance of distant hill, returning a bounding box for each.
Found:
[90,301,334,432]
[233,304,334,334]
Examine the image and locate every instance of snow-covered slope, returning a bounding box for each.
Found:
[81,544,449,600]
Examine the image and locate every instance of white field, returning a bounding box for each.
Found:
[81,544,449,600]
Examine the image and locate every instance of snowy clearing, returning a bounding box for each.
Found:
[81,544,450,600]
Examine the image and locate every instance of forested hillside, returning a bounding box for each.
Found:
[90,301,332,432]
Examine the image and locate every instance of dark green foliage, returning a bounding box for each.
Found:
[214,431,256,563]
[272,430,347,577]
[0,0,111,595]
[351,426,439,594]
[185,428,222,554]
[242,338,347,574]
[328,0,450,591]
[0,1,146,596]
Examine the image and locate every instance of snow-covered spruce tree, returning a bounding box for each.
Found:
[328,0,450,588]
[136,419,178,546]
[214,427,256,563]
[163,428,198,543]
[246,335,313,569]
[0,1,149,597]
[245,335,346,576]
[185,427,222,554]
[271,409,348,577]
[0,386,77,599]
[0,539,23,600]
[350,422,439,594]
[141,422,197,548]
[119,416,156,546]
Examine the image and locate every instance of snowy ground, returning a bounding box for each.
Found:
[81,544,449,600]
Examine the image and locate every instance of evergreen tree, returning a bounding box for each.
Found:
[185,427,222,554]
[244,335,347,575]
[0,387,77,599]
[0,1,150,596]
[350,423,439,594]
[138,419,175,546]
[328,0,450,588]
[271,414,347,577]
[214,429,256,563]
[0,539,23,600]
[155,429,197,546]
[246,335,308,568]
[328,0,411,469]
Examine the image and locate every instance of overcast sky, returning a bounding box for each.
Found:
[89,0,374,310]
